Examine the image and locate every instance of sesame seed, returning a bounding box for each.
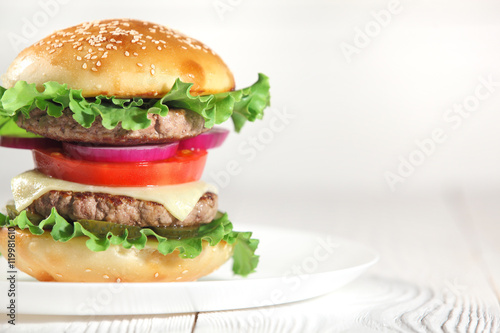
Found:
[142,46,146,49]
[96,61,101,66]
[176,277,182,280]
[78,46,83,51]
[150,69,155,75]
[116,278,121,282]
[82,63,87,69]
[137,63,143,67]
[151,64,155,69]
[154,273,159,278]
[125,51,130,56]
[157,46,162,50]
[91,67,98,72]
[91,55,97,60]
[181,46,187,50]
[103,274,109,279]
[133,52,138,56]
[76,56,82,61]
[48,49,56,54]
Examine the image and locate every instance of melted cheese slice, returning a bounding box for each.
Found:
[11,170,217,221]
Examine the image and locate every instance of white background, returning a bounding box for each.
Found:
[1,0,500,210]
[2,3,500,330]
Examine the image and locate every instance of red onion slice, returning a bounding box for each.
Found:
[0,136,61,150]
[178,127,229,150]
[62,142,180,163]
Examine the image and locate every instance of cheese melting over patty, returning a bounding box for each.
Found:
[11,170,217,221]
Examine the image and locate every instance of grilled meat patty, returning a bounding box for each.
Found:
[27,191,218,227]
[17,108,206,145]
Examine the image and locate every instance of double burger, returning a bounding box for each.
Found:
[0,19,270,282]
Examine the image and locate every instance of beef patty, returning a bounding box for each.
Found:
[27,191,218,228]
[17,108,206,145]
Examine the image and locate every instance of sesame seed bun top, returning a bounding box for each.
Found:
[2,19,235,98]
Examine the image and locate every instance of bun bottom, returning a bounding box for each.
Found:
[0,228,233,282]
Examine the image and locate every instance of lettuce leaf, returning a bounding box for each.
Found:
[0,117,41,138]
[0,209,259,277]
[231,232,260,276]
[0,74,270,137]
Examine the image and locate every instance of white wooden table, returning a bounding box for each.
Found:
[2,188,500,332]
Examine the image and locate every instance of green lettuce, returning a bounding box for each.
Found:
[0,117,41,137]
[0,209,259,277]
[0,74,270,137]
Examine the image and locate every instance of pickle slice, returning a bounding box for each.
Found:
[78,220,143,240]
[77,220,203,240]
[150,225,200,240]
[6,204,18,220]
[6,205,45,225]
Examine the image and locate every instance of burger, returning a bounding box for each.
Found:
[0,19,270,282]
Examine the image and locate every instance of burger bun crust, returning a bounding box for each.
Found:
[2,19,235,98]
[0,227,233,282]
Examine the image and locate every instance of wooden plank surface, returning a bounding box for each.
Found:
[459,191,500,301]
[1,314,196,333]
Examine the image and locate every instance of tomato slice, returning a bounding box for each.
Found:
[32,148,208,187]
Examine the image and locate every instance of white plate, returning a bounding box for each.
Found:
[0,225,378,315]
